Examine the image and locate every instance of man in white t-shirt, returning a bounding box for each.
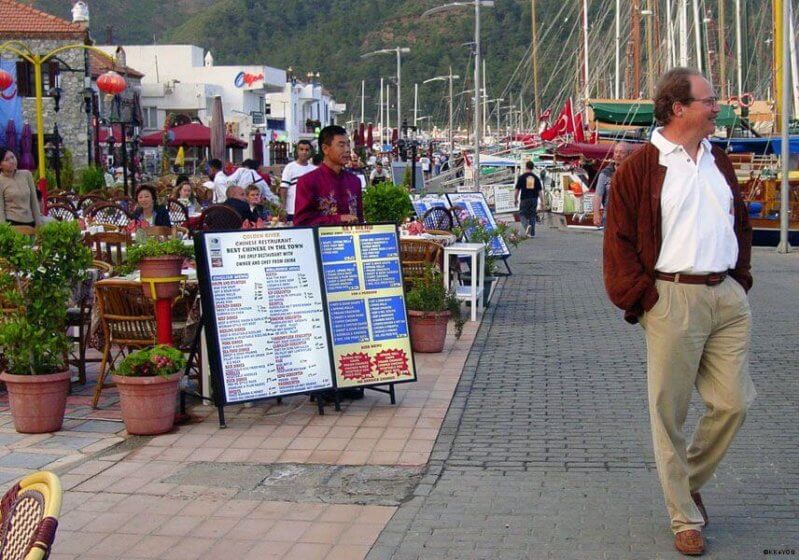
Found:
[234,159,280,205]
[280,140,316,221]
[209,159,231,204]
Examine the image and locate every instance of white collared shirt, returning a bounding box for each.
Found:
[650,128,738,274]
[212,171,231,204]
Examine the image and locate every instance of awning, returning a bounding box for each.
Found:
[590,100,740,127]
[555,142,620,160]
[139,122,247,148]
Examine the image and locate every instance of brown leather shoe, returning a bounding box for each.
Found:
[675,530,705,556]
[691,492,709,527]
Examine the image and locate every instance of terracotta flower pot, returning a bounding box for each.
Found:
[139,256,184,299]
[408,310,450,353]
[0,371,70,433]
[111,372,182,435]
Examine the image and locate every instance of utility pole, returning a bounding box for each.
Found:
[414,82,419,127]
[379,77,384,144]
[361,79,365,125]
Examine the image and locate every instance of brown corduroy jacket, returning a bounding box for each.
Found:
[602,142,753,324]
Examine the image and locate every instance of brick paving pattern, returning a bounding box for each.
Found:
[368,227,799,560]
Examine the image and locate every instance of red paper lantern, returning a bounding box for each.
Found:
[96,71,126,95]
[0,69,13,91]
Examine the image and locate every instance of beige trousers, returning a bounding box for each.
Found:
[640,278,756,534]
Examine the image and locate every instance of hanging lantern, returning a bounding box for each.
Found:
[96,71,126,95]
[0,69,13,91]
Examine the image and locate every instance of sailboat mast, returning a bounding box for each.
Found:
[632,0,642,97]
[666,0,674,68]
[646,0,655,97]
[774,0,782,131]
[680,0,689,65]
[789,0,799,118]
[735,0,743,95]
[531,0,541,116]
[615,0,621,98]
[693,0,703,71]
[379,77,384,144]
[718,0,726,99]
[582,0,590,100]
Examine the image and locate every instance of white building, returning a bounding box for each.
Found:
[97,44,347,162]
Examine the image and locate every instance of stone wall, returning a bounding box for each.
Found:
[18,38,91,174]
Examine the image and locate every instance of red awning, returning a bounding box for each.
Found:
[139,122,247,149]
[555,142,617,160]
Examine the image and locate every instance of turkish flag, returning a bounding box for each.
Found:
[538,107,552,122]
[574,111,586,143]
[540,99,574,141]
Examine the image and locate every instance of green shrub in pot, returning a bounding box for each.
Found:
[362,181,414,225]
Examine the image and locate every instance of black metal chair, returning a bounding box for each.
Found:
[199,204,243,231]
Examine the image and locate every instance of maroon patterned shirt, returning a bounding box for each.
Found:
[293,162,363,226]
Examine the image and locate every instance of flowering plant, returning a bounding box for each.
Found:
[452,212,527,276]
[116,345,186,378]
[405,220,426,236]
[0,222,92,374]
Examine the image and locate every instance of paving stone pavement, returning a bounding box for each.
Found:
[367,226,799,560]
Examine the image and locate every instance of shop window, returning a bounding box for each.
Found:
[15,61,58,98]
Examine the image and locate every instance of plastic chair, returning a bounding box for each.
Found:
[91,279,157,408]
[0,471,62,560]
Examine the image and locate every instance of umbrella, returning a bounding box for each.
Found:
[253,131,263,167]
[5,120,17,156]
[366,123,373,149]
[139,122,247,148]
[391,128,398,144]
[19,123,35,171]
[357,123,365,148]
[209,95,226,162]
[175,145,185,167]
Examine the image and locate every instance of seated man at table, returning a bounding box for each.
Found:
[294,125,363,226]
[222,185,257,223]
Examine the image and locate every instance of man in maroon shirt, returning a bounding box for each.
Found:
[294,125,364,226]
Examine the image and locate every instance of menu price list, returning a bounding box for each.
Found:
[448,193,510,257]
[205,229,334,403]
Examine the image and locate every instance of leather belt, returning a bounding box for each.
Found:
[655,271,729,286]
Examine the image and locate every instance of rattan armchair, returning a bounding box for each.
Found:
[0,471,62,560]
[91,279,157,408]
[399,238,442,289]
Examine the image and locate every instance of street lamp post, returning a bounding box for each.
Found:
[0,40,120,193]
[423,68,460,156]
[361,47,410,133]
[422,1,494,190]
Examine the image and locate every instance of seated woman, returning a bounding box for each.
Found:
[172,180,201,215]
[132,184,171,227]
[0,147,43,227]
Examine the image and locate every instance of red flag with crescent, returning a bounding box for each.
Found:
[540,99,574,141]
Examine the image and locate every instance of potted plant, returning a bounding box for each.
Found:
[112,344,186,435]
[0,222,92,433]
[406,266,463,353]
[363,181,414,225]
[119,238,194,299]
[453,215,527,307]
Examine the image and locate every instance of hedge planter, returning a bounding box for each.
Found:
[0,371,71,433]
[139,256,185,299]
[408,310,450,353]
[112,372,182,435]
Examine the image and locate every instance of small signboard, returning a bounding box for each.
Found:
[318,224,417,389]
[390,162,425,190]
[446,192,511,257]
[492,184,519,214]
[195,228,334,405]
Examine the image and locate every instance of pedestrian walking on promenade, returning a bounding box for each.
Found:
[514,160,542,237]
[593,142,632,228]
[602,67,756,557]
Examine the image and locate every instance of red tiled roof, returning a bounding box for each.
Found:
[89,51,145,80]
[0,0,86,36]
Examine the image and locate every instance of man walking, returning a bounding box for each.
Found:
[593,142,632,228]
[603,68,755,556]
[280,140,316,222]
[514,160,542,236]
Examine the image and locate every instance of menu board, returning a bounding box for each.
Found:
[446,192,511,257]
[318,224,417,389]
[410,194,450,219]
[196,228,334,404]
[493,184,519,214]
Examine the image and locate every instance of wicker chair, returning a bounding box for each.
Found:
[91,279,157,408]
[85,202,133,228]
[84,231,130,266]
[47,204,79,222]
[199,204,243,231]
[110,195,135,213]
[10,226,36,237]
[0,471,62,560]
[399,238,442,289]
[47,196,76,211]
[421,206,454,231]
[78,194,105,214]
[61,192,81,211]
[166,199,188,224]
[141,226,173,240]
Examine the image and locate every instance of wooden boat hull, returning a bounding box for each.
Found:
[750,218,799,246]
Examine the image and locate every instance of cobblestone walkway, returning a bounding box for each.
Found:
[367,227,799,560]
